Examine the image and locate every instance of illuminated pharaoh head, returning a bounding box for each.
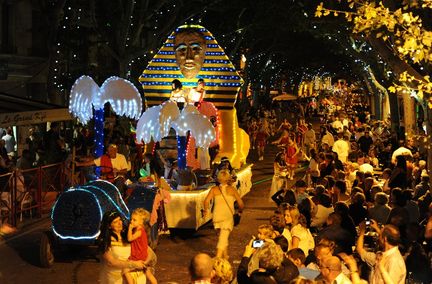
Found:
[173,28,207,79]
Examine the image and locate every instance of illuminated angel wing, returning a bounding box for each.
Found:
[172,112,215,148]
[136,105,163,144]
[100,76,142,119]
[69,76,99,124]
[187,114,216,149]
[159,101,180,138]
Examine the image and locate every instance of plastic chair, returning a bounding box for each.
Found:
[19,192,33,222]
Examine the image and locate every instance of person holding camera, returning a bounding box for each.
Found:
[356,220,406,284]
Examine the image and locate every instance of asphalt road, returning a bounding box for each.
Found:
[0,144,298,284]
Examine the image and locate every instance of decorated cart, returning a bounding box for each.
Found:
[136,25,252,230]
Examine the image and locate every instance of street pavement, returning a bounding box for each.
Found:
[0,143,300,284]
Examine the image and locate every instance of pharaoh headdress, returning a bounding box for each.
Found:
[139,25,242,110]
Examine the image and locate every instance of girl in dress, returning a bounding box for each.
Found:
[123,209,157,284]
[255,124,269,161]
[269,152,288,201]
[287,206,315,256]
[203,170,244,259]
[285,136,300,180]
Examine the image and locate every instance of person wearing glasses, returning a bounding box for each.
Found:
[319,256,352,284]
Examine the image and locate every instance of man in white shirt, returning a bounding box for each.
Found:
[321,127,334,147]
[2,127,16,155]
[332,133,350,163]
[357,223,406,284]
[77,144,130,194]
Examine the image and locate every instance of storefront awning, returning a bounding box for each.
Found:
[0,93,72,127]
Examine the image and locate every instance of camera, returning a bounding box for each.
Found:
[252,240,264,248]
[365,218,371,226]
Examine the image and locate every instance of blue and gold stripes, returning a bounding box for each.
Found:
[139,25,243,110]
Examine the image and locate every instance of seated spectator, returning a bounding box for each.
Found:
[237,240,285,284]
[288,206,315,256]
[368,192,391,225]
[212,257,233,284]
[272,186,297,207]
[348,192,368,226]
[317,213,354,254]
[381,168,392,193]
[413,173,430,200]
[189,253,214,284]
[287,248,320,280]
[333,202,357,241]
[333,180,350,205]
[310,194,333,228]
[319,256,352,284]
[248,225,277,274]
[387,188,409,227]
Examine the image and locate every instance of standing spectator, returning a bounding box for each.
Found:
[2,127,16,156]
[356,222,406,284]
[303,123,316,155]
[203,170,244,259]
[44,122,65,164]
[357,129,373,154]
[388,155,408,189]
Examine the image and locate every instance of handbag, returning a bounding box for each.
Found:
[219,185,241,226]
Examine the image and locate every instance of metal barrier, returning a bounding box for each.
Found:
[0,163,68,227]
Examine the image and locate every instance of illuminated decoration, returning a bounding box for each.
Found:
[136,105,163,143]
[138,25,249,169]
[177,136,187,170]
[216,108,250,168]
[69,76,99,124]
[171,111,216,149]
[51,180,129,240]
[159,101,180,137]
[139,25,243,110]
[69,75,143,158]
[99,76,142,119]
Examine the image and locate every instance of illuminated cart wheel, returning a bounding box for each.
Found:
[39,231,56,268]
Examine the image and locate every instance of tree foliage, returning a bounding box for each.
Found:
[316,0,432,107]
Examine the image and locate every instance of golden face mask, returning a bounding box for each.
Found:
[174,31,207,79]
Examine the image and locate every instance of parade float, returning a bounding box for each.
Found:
[65,25,251,232]
[137,25,252,230]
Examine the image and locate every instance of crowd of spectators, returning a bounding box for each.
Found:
[202,96,432,284]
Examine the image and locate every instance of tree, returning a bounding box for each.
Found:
[316,0,432,172]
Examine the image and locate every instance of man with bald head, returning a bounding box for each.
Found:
[320,256,352,284]
[189,253,214,283]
